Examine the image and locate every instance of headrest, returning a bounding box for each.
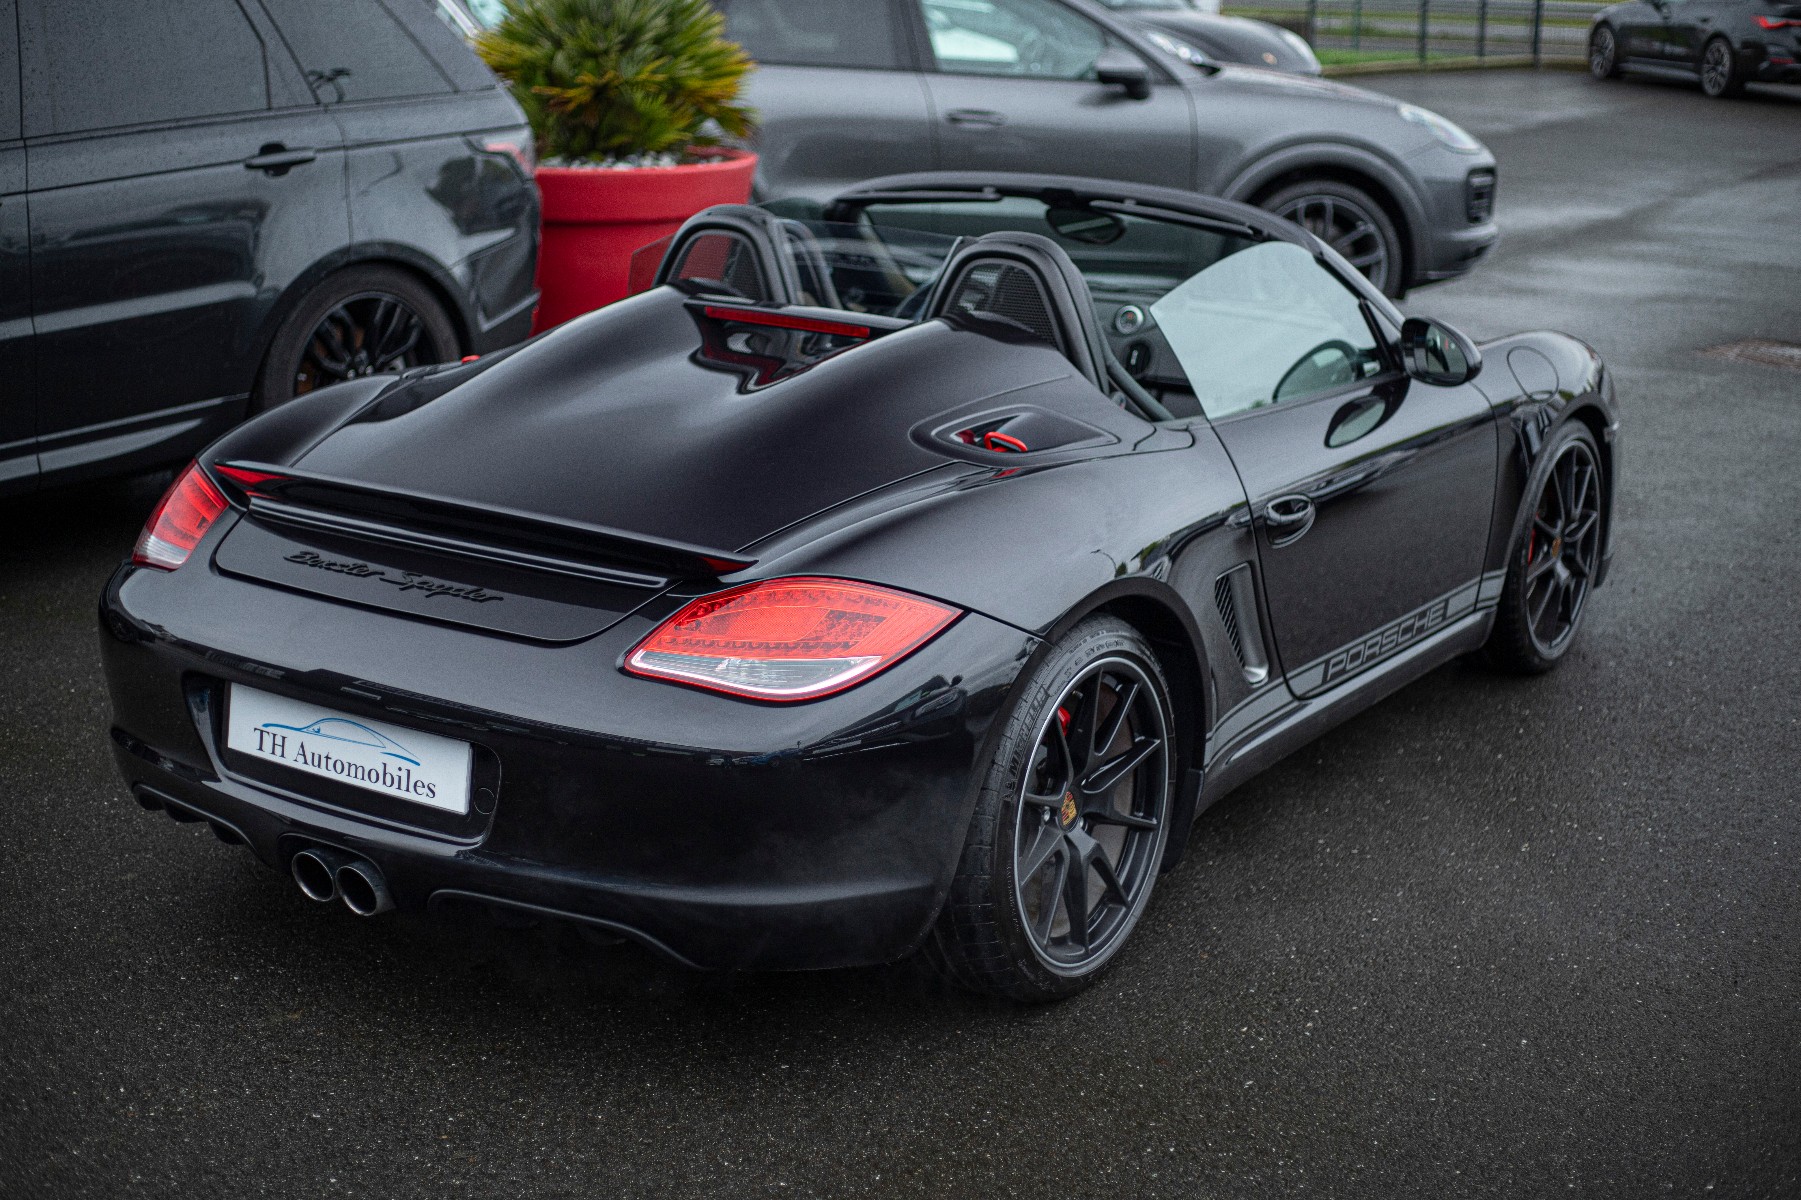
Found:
[924,231,1108,389]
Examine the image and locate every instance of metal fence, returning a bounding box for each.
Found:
[1220,0,1604,68]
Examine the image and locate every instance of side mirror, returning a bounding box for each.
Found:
[1095,49,1153,100]
[1400,317,1482,386]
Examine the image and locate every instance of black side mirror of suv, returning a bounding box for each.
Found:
[1095,49,1154,100]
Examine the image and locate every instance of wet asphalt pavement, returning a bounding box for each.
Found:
[3,70,1799,1199]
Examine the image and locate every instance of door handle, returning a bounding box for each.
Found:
[946,108,1007,128]
[244,144,318,175]
[1263,494,1315,547]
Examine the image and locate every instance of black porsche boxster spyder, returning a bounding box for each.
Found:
[101,173,1619,1002]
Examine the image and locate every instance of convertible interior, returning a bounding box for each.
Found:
[646,188,1395,425]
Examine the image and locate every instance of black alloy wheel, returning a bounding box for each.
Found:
[296,295,434,393]
[1700,36,1744,98]
[1589,25,1622,79]
[254,265,458,412]
[928,617,1174,1002]
[1485,423,1605,674]
[1263,179,1404,298]
[1012,657,1170,972]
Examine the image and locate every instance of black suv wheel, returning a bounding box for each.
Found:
[254,267,459,411]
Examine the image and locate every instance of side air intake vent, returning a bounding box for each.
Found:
[944,262,1059,345]
[1214,563,1270,686]
[1213,574,1245,667]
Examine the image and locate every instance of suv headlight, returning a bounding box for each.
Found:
[1398,104,1484,153]
[1276,28,1320,66]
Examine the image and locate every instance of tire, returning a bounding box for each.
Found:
[1589,24,1623,79]
[925,616,1176,1003]
[253,265,459,412]
[1699,36,1745,98]
[1483,422,1606,675]
[1261,178,1406,299]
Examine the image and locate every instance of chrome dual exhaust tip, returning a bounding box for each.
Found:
[290,848,393,915]
[334,858,395,917]
[290,847,353,902]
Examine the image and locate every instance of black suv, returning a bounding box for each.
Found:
[0,0,539,495]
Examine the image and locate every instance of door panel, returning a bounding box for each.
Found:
[911,0,1194,189]
[0,0,32,493]
[19,0,348,477]
[0,141,31,494]
[720,0,933,202]
[924,73,1193,189]
[1660,0,1708,62]
[24,111,347,466]
[741,66,937,202]
[1212,377,1496,696]
[1616,0,1666,57]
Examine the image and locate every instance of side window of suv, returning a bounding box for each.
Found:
[919,0,1108,79]
[718,0,910,70]
[21,0,268,135]
[262,0,456,103]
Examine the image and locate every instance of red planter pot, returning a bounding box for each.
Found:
[531,149,758,332]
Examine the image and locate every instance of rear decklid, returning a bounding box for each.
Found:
[287,290,1034,553]
[206,289,1134,640]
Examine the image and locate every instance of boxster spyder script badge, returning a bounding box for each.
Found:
[283,550,503,604]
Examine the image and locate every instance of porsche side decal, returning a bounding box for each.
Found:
[1287,579,1484,695]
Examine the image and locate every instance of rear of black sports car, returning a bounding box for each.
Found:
[100,286,1063,972]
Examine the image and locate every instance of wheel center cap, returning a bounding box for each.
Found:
[1059,792,1078,828]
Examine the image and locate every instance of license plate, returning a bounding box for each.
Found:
[225,685,471,814]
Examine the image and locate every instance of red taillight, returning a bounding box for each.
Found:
[131,463,228,571]
[624,577,961,701]
[213,463,287,495]
[1756,14,1798,27]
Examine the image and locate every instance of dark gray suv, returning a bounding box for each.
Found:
[717,0,1498,296]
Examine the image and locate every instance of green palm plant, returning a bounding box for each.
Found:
[476,0,755,165]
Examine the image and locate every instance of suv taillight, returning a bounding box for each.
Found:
[132,463,228,571]
[479,137,536,179]
[625,577,960,701]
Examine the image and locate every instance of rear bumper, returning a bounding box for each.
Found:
[1752,56,1801,84]
[100,558,1038,971]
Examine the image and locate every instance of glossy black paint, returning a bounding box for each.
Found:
[99,174,1620,973]
[0,0,540,496]
[1592,0,1801,87]
[0,0,27,492]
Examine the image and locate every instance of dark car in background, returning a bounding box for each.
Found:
[1588,0,1801,95]
[0,0,539,496]
[716,0,1497,298]
[1097,0,1325,75]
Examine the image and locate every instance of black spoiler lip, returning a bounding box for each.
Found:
[208,459,758,583]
